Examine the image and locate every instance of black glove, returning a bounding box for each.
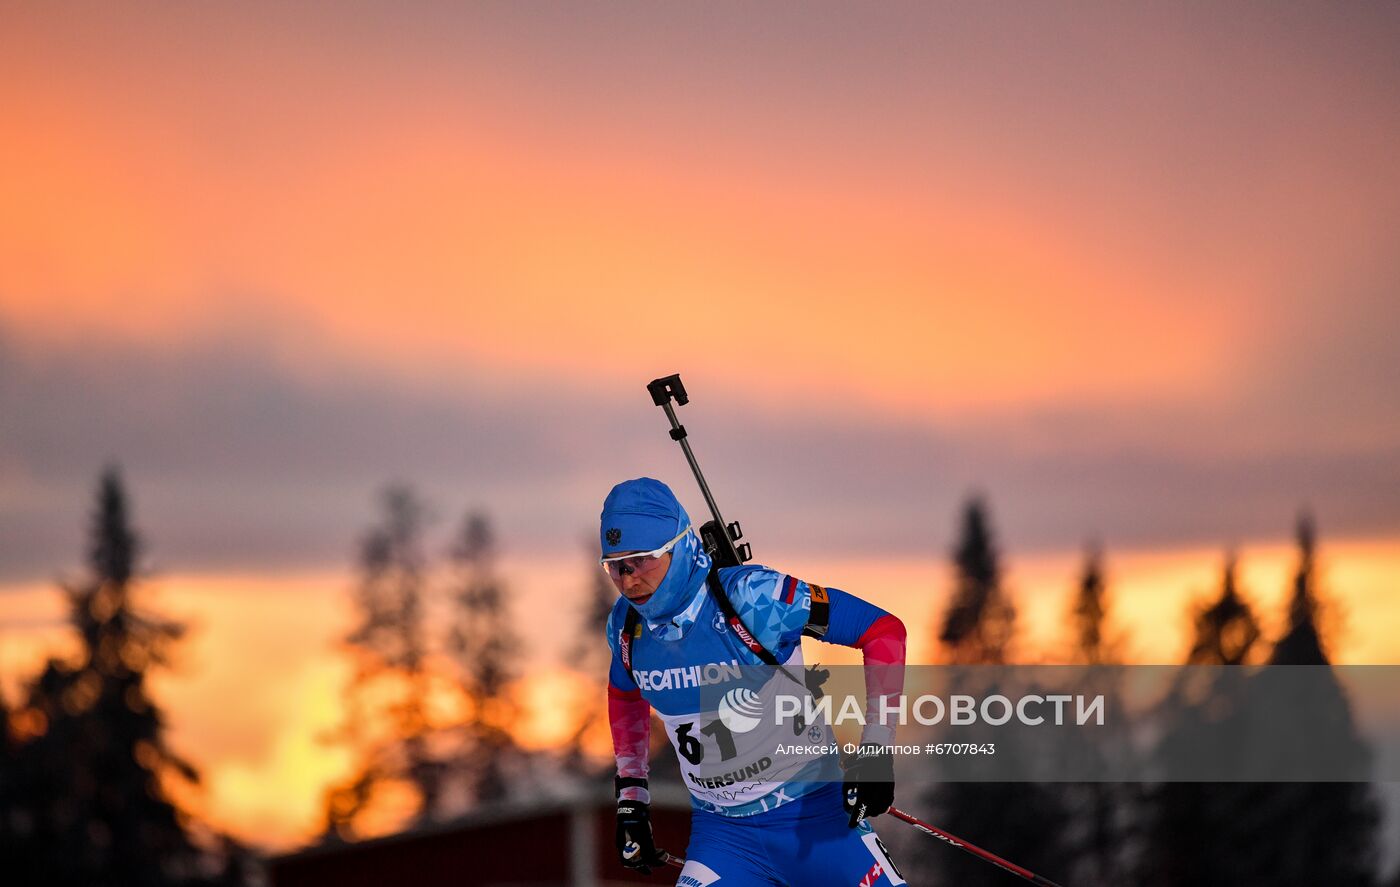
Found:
[843,743,895,827]
[616,799,668,874]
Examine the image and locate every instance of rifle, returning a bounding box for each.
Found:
[646,374,752,569]
[644,374,1068,887]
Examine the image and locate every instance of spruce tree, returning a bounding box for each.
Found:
[323,484,439,838]
[1271,512,1328,666]
[0,674,16,871]
[12,468,204,886]
[939,497,1016,664]
[1071,543,1114,664]
[562,545,621,777]
[1061,543,1137,887]
[1184,552,1260,667]
[917,496,1069,887]
[1141,552,1264,886]
[1235,513,1379,886]
[446,511,523,805]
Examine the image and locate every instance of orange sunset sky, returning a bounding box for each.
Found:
[3,1,1399,852]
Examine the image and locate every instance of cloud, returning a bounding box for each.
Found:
[3,3,1398,578]
[0,319,649,579]
[2,317,1397,583]
[5,2,1399,424]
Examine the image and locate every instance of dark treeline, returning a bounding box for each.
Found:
[319,482,685,839]
[2,473,1394,886]
[0,471,628,885]
[910,497,1385,887]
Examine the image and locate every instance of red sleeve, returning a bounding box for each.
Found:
[608,681,651,802]
[855,614,907,746]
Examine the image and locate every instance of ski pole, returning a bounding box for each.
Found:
[663,851,686,869]
[888,807,1065,887]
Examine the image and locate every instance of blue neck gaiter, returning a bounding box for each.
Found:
[637,527,710,628]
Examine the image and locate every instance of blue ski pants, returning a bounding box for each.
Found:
[675,784,905,887]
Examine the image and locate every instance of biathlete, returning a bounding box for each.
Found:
[601,477,908,886]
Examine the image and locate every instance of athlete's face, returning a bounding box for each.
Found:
[611,551,672,606]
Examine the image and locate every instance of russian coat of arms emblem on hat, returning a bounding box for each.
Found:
[606,528,622,546]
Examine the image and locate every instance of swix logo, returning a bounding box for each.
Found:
[729,617,761,652]
[619,630,632,671]
[858,862,882,887]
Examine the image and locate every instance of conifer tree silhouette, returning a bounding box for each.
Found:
[561,545,621,777]
[1236,513,1379,886]
[0,664,17,872]
[11,468,208,885]
[939,497,1016,664]
[1061,543,1137,887]
[917,496,1069,887]
[1141,553,1258,886]
[323,484,440,838]
[446,511,523,805]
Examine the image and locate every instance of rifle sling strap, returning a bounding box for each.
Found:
[622,568,806,690]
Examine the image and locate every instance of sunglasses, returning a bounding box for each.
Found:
[600,525,691,580]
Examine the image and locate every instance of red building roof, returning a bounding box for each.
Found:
[270,790,692,887]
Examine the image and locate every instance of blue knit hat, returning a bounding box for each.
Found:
[599,478,689,556]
